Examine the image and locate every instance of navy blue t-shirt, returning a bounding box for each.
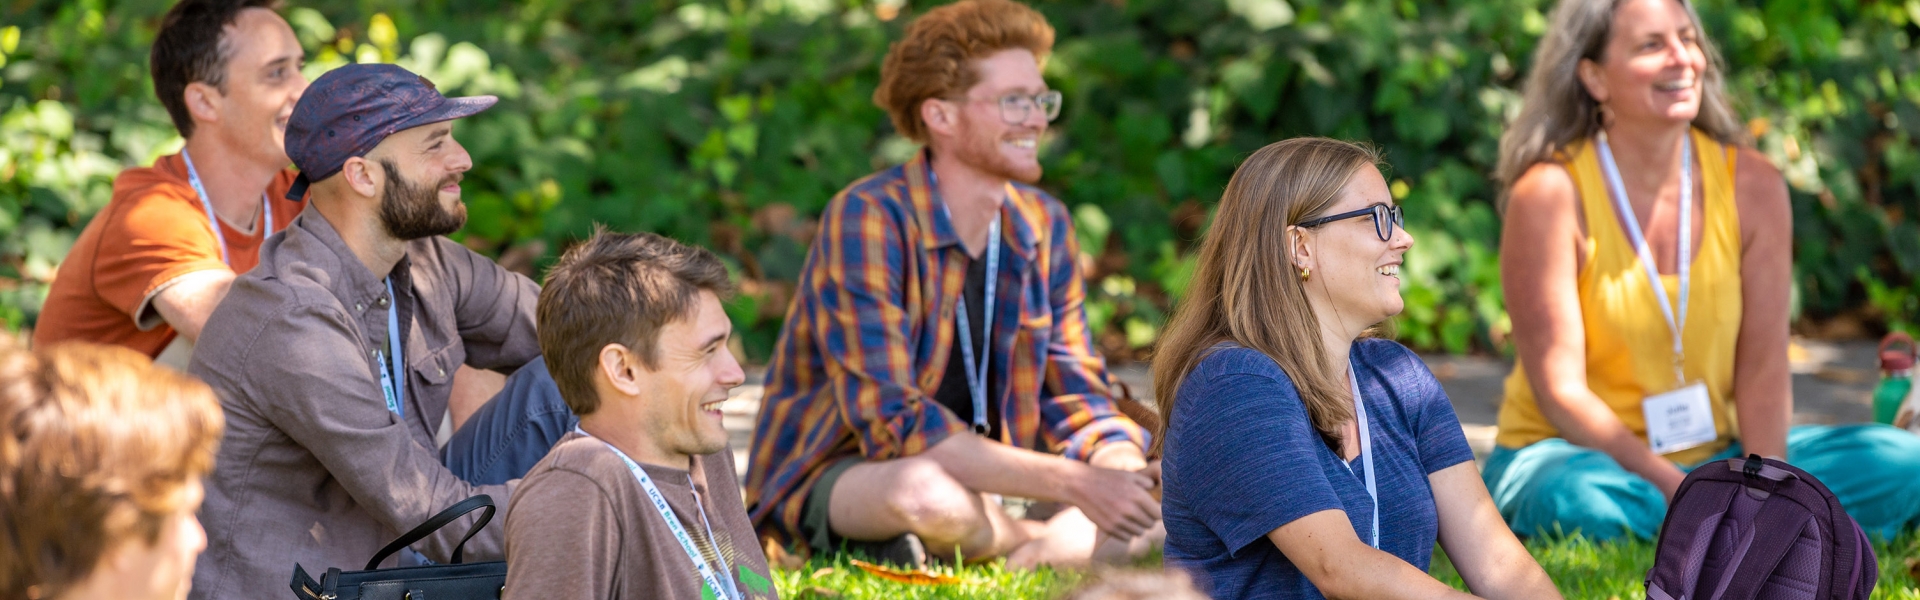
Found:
[1161,339,1475,600]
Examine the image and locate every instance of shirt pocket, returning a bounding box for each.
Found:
[411,343,460,398]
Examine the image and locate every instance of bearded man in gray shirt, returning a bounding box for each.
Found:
[188,63,541,599]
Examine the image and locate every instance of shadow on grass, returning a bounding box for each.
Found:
[778,534,1919,599]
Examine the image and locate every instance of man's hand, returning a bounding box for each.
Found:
[1087,442,1148,472]
[1064,449,1159,540]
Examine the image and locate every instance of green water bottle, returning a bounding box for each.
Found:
[1874,332,1915,425]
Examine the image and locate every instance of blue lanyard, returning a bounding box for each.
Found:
[1347,365,1378,549]
[954,217,1000,437]
[375,278,405,417]
[930,166,1000,436]
[180,149,273,266]
[1596,131,1693,386]
[577,429,741,600]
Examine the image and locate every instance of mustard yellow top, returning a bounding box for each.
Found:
[1496,129,1743,465]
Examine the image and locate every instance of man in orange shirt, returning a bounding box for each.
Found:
[34,0,307,368]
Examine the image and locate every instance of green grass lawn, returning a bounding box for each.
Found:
[777,534,1920,599]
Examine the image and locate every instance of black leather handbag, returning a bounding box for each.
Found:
[289,495,508,599]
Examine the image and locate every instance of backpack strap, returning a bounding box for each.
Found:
[1647,480,1740,599]
[1717,497,1812,600]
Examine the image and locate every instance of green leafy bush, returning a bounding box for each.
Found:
[3,0,1917,359]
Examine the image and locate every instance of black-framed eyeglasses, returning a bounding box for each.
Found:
[1296,203,1405,242]
[959,90,1064,124]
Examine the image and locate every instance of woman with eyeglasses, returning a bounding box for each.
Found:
[1154,138,1559,600]
[1487,0,1920,542]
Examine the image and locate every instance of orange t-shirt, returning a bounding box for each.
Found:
[32,152,305,357]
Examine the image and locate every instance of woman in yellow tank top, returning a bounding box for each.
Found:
[1486,0,1920,541]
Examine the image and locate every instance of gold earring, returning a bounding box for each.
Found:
[1299,266,1311,281]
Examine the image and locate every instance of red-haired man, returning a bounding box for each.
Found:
[743,0,1160,567]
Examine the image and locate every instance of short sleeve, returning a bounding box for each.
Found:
[92,182,228,326]
[1368,341,1475,475]
[1166,351,1343,557]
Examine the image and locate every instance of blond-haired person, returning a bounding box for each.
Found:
[0,342,224,600]
[1488,0,1920,540]
[1155,138,1559,600]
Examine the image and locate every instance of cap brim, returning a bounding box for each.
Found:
[395,95,499,131]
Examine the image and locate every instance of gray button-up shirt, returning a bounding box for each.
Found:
[188,210,540,599]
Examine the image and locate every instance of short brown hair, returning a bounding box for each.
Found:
[537,229,734,416]
[0,341,224,600]
[873,0,1055,142]
[151,0,284,138]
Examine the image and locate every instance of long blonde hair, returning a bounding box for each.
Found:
[1495,0,1746,201]
[1151,138,1382,454]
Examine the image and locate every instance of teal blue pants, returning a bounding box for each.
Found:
[1482,424,1920,541]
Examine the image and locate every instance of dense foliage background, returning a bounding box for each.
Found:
[4,0,1918,361]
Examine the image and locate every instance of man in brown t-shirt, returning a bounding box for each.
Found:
[503,231,776,600]
[35,0,306,367]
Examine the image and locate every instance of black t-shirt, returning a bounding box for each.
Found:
[932,247,1002,441]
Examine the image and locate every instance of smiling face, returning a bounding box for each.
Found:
[942,48,1049,184]
[1292,165,1414,332]
[367,121,472,239]
[203,7,307,165]
[1581,0,1706,126]
[631,290,745,461]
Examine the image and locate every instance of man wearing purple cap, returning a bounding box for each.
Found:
[187,63,540,599]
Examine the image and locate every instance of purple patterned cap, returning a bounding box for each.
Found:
[283,63,497,200]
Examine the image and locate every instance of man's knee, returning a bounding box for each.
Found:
[880,458,989,542]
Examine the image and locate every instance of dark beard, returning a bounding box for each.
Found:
[952,110,1042,184]
[377,158,467,240]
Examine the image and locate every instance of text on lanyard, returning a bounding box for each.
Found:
[576,429,742,600]
[376,277,405,417]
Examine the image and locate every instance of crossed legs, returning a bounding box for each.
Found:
[826,455,1161,567]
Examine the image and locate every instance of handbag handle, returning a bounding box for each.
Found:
[365,495,496,570]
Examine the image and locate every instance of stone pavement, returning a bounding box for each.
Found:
[717,338,1889,471]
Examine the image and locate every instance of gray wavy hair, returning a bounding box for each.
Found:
[1494,0,1748,204]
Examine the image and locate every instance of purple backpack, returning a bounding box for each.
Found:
[1646,455,1876,600]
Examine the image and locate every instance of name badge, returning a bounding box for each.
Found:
[1642,382,1716,455]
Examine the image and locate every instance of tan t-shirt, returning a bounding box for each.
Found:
[504,433,778,600]
[33,152,302,356]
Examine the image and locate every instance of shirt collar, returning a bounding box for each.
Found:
[287,210,411,306]
[904,148,1042,263]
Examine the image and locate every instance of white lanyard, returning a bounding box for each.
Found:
[1347,365,1379,549]
[1596,131,1694,386]
[180,149,273,266]
[375,278,405,417]
[577,429,741,600]
[930,166,1000,436]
